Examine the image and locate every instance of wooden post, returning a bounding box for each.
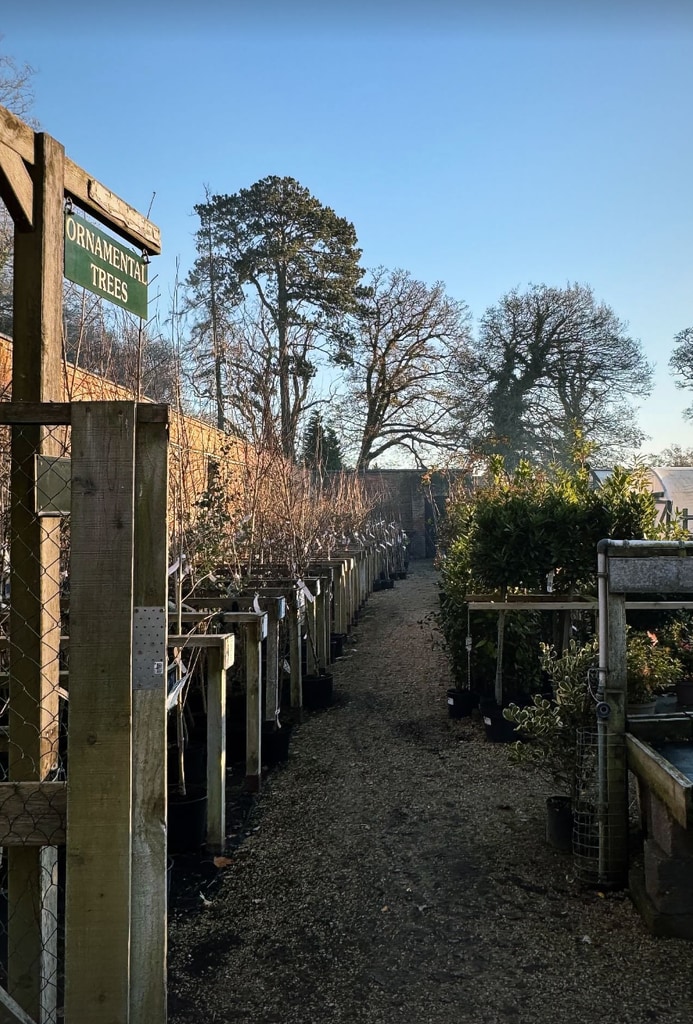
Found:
[605,590,629,884]
[7,131,64,1024]
[315,577,328,673]
[288,591,303,711]
[346,557,356,630]
[360,550,368,604]
[130,413,169,1024]
[305,583,320,676]
[206,643,226,849]
[64,402,137,1022]
[333,561,346,636]
[165,634,235,851]
[264,600,282,723]
[346,555,357,626]
[245,618,263,792]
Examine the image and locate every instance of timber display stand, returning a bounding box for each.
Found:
[0,104,166,1024]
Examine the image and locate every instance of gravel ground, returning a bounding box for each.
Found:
[168,560,693,1024]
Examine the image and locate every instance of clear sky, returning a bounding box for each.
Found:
[2,0,693,457]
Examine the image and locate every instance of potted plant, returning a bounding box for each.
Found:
[661,617,693,707]
[625,628,683,715]
[503,638,598,851]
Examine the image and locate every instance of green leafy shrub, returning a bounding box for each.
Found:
[503,639,598,796]
[626,628,683,703]
[439,449,666,698]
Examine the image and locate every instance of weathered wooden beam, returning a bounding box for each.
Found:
[287,593,303,713]
[315,584,329,672]
[0,104,34,163]
[65,402,137,1023]
[605,592,629,885]
[130,415,168,1024]
[627,733,693,829]
[0,401,169,425]
[0,984,38,1024]
[0,105,161,254]
[186,594,288,613]
[206,643,227,850]
[168,634,235,667]
[244,618,263,793]
[468,600,597,611]
[304,583,320,677]
[0,139,33,228]
[265,603,282,723]
[467,600,693,611]
[64,162,161,254]
[0,781,66,844]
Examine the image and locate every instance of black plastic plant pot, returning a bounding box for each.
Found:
[330,631,347,660]
[167,785,208,854]
[446,688,478,718]
[482,706,517,743]
[302,672,334,710]
[546,795,573,853]
[261,721,293,767]
[167,742,207,787]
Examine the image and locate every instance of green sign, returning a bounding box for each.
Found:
[64,211,149,318]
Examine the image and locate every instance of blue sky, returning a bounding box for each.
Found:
[2,0,693,457]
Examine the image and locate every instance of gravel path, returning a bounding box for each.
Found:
[168,560,693,1023]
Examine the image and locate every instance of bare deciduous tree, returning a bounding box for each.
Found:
[337,267,473,469]
[670,326,693,421]
[0,48,37,122]
[463,283,653,469]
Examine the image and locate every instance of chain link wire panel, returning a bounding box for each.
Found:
[0,421,70,1023]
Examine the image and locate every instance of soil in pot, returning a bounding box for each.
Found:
[168,784,208,854]
[446,688,478,719]
[303,672,334,710]
[545,795,573,853]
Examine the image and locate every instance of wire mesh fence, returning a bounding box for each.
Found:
[0,420,70,1023]
[573,726,629,888]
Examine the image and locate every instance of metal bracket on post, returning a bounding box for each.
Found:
[132,607,167,691]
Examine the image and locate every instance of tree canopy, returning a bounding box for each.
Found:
[337,267,472,469]
[186,176,365,455]
[669,327,693,421]
[462,283,654,470]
